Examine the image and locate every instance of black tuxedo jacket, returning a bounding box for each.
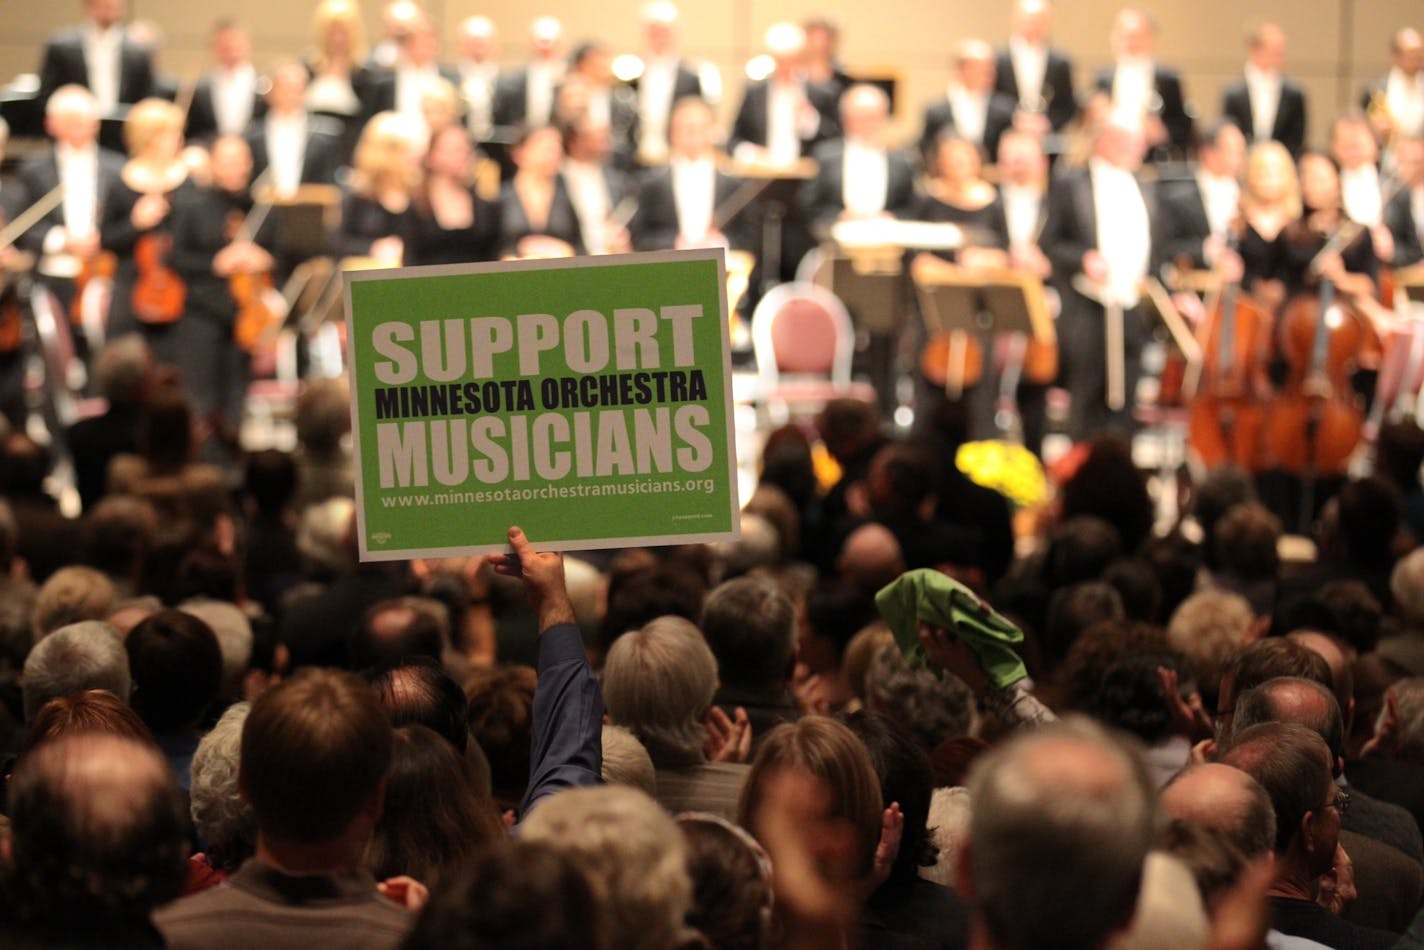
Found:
[184,74,268,142]
[1220,77,1307,156]
[918,93,1017,163]
[1157,176,1215,270]
[628,166,746,251]
[13,148,126,256]
[1385,186,1423,268]
[244,116,344,188]
[360,65,463,125]
[38,29,155,109]
[727,79,840,156]
[798,140,918,233]
[1039,165,1162,292]
[1092,64,1194,156]
[627,61,703,134]
[993,46,1077,131]
[492,66,568,127]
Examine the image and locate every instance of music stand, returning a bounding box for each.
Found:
[914,257,1053,400]
[725,157,817,295]
[263,185,342,265]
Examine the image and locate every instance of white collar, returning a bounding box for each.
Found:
[1244,63,1280,86]
[56,142,97,164]
[1009,36,1045,57]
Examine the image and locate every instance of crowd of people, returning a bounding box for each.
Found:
[1,0,1424,948]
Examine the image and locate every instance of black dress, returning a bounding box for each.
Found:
[1277,214,1378,299]
[335,189,421,261]
[1237,221,1284,294]
[496,177,586,257]
[412,186,502,265]
[100,177,188,345]
[913,192,1010,257]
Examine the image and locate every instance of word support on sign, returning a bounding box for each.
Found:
[344,249,740,560]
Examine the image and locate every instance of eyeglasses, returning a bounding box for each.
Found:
[1319,789,1351,817]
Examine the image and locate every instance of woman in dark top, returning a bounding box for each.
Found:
[497,125,585,258]
[1278,151,1379,301]
[413,125,501,265]
[1232,141,1300,305]
[335,111,422,264]
[915,134,1009,260]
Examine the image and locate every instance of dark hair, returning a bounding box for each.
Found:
[1056,620,1166,712]
[1193,466,1257,571]
[1317,580,1384,654]
[816,399,882,462]
[0,433,52,495]
[351,598,446,670]
[804,583,877,661]
[678,817,773,950]
[364,725,502,887]
[701,577,797,690]
[1158,819,1249,906]
[83,495,159,582]
[599,562,707,654]
[244,450,298,519]
[1223,638,1332,703]
[5,734,188,937]
[1142,532,1203,620]
[868,441,939,517]
[1044,517,1123,589]
[1102,558,1163,623]
[19,689,157,760]
[241,668,393,842]
[1059,436,1154,552]
[1375,421,1424,493]
[1088,651,1187,744]
[403,841,609,950]
[1234,677,1345,763]
[138,387,195,473]
[173,544,242,603]
[759,425,817,511]
[465,665,537,810]
[840,710,936,878]
[1043,581,1125,667]
[1220,722,1331,852]
[125,609,223,733]
[1215,503,1281,580]
[1336,477,1401,568]
[369,658,470,754]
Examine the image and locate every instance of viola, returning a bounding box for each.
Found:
[71,249,117,325]
[131,232,186,324]
[225,192,281,353]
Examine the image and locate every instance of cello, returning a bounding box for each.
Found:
[1186,229,1274,470]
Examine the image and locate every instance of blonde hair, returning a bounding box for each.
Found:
[1166,590,1254,699]
[352,111,423,195]
[1242,141,1301,219]
[602,615,717,766]
[311,0,368,69]
[123,98,183,159]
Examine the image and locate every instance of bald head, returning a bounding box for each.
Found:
[1234,676,1344,765]
[1219,722,1335,864]
[1287,630,1352,713]
[954,39,996,92]
[1160,763,1277,858]
[838,523,905,592]
[840,84,890,144]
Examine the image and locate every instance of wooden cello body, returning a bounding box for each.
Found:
[1187,281,1274,469]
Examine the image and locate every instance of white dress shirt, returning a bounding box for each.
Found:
[1091,158,1151,306]
[43,143,99,277]
[1000,182,1043,249]
[461,61,498,140]
[946,84,990,146]
[842,140,890,218]
[82,23,122,112]
[671,156,716,244]
[1112,58,1155,120]
[1386,67,1424,140]
[1008,36,1048,110]
[526,60,560,128]
[211,64,257,136]
[266,112,308,198]
[1413,185,1424,247]
[1197,172,1240,240]
[585,87,611,128]
[1244,64,1281,142]
[766,80,806,164]
[638,56,679,160]
[1341,164,1383,227]
[563,160,612,254]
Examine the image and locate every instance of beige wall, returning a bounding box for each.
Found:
[1,0,1418,150]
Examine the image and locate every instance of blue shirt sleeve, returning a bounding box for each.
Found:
[518,621,604,818]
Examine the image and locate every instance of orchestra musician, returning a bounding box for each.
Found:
[559,42,640,170]
[560,115,634,256]
[37,0,156,113]
[0,119,25,431]
[802,17,851,104]
[415,123,501,266]
[919,40,1017,166]
[1220,22,1308,157]
[629,97,745,251]
[1038,114,1159,439]
[493,17,566,131]
[101,98,190,351]
[367,0,422,73]
[245,62,343,199]
[728,23,840,165]
[1280,152,1379,299]
[1158,121,1246,273]
[1233,141,1302,303]
[184,19,266,144]
[497,124,584,258]
[1093,8,1193,160]
[335,111,422,265]
[168,135,277,449]
[1332,113,1386,229]
[799,84,916,236]
[14,86,124,315]
[630,2,707,167]
[1385,136,1424,268]
[304,0,371,154]
[995,0,1077,136]
[455,16,500,144]
[1362,27,1424,146]
[360,16,462,143]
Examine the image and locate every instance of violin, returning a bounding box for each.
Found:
[225,183,281,353]
[131,231,186,324]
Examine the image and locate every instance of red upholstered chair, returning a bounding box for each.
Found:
[750,282,875,424]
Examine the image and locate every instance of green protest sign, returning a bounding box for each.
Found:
[344,249,740,560]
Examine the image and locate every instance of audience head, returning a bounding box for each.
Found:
[351,596,447,670]
[700,576,796,694]
[180,598,253,701]
[1386,677,1424,764]
[369,657,470,754]
[33,566,116,641]
[962,718,1155,950]
[840,710,936,881]
[20,689,155,758]
[1216,638,1331,742]
[1233,676,1345,770]
[677,814,774,950]
[190,702,256,872]
[603,615,718,766]
[22,621,130,721]
[522,785,691,950]
[126,609,223,734]
[1219,722,1339,874]
[601,724,656,795]
[1159,762,1277,859]
[466,665,537,809]
[1165,590,1253,709]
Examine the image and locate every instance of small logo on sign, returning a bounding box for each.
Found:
[371,532,392,544]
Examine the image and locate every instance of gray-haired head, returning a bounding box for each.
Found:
[22,621,130,720]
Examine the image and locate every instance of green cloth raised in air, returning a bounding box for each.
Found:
[875,569,1028,689]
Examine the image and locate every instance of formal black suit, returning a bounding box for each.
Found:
[1093,64,1194,158]
[1220,75,1308,156]
[1039,164,1161,438]
[183,73,268,142]
[1385,185,1423,268]
[627,60,702,142]
[37,28,155,109]
[244,116,344,188]
[557,84,641,167]
[492,66,563,128]
[1157,176,1217,270]
[798,140,917,234]
[13,148,125,261]
[993,46,1077,132]
[628,165,747,251]
[360,65,463,126]
[918,92,1017,164]
[727,78,840,157]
